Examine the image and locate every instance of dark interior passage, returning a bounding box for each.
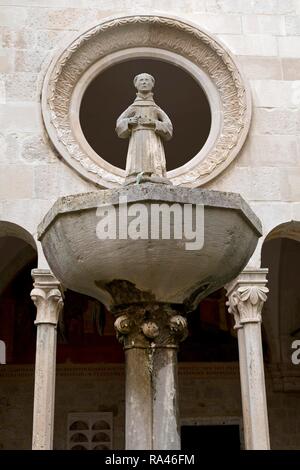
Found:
[181,424,241,450]
[80,59,211,171]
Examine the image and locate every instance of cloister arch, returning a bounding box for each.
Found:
[0,221,37,296]
[261,221,300,365]
[0,221,38,363]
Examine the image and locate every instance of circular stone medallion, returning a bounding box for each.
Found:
[42,14,251,188]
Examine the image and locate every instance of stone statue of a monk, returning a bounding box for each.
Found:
[116,73,173,183]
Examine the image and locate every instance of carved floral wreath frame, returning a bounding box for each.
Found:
[42,14,251,188]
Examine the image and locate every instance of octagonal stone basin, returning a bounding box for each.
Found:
[38,183,262,312]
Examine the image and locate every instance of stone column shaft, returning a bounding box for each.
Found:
[243,321,269,449]
[115,306,187,450]
[152,347,180,450]
[125,348,152,449]
[31,269,63,450]
[236,327,251,450]
[226,269,270,450]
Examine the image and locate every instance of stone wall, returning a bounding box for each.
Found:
[0,0,300,247]
[1,363,300,450]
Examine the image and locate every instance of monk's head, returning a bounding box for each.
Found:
[134,73,155,93]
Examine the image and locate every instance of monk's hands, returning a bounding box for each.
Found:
[128,116,157,128]
[138,117,156,128]
[128,116,139,127]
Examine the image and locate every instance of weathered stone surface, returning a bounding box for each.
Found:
[38,183,261,311]
[26,7,87,29]
[124,347,152,450]
[250,80,300,108]
[56,163,95,195]
[193,13,242,33]
[15,49,49,73]
[233,142,251,167]
[251,108,300,135]
[152,347,180,450]
[282,58,300,80]
[0,78,5,103]
[278,37,300,58]
[250,202,292,236]
[292,202,300,220]
[242,15,285,35]
[247,135,300,167]
[209,165,282,201]
[237,56,282,80]
[285,15,300,35]
[280,168,300,202]
[21,134,57,164]
[115,304,186,449]
[250,168,282,201]
[0,132,20,163]
[207,0,296,14]
[35,29,73,50]
[205,166,252,200]
[0,48,15,73]
[34,165,60,199]
[115,305,187,349]
[1,27,36,49]
[0,199,55,234]
[2,72,39,101]
[0,6,28,27]
[218,34,277,56]
[0,165,33,199]
[0,103,40,132]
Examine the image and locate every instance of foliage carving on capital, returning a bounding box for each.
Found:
[31,270,64,325]
[31,287,63,325]
[142,321,160,339]
[114,306,188,349]
[169,315,188,342]
[226,294,241,329]
[227,284,269,325]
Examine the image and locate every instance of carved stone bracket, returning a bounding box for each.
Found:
[31,269,64,325]
[42,14,251,188]
[225,269,269,327]
[114,304,188,349]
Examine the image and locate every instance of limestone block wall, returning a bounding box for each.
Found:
[0,0,299,248]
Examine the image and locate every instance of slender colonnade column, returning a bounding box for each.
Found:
[31,269,63,450]
[225,269,270,450]
[114,305,187,450]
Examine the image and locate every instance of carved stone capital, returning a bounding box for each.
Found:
[225,294,242,329]
[225,269,269,326]
[31,269,64,325]
[114,305,188,349]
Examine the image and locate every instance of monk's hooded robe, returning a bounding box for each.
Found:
[116,91,173,177]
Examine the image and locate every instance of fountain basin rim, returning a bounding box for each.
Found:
[37,183,262,240]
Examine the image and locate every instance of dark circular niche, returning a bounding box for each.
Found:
[80,59,211,171]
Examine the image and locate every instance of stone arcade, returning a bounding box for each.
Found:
[1,4,300,451]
